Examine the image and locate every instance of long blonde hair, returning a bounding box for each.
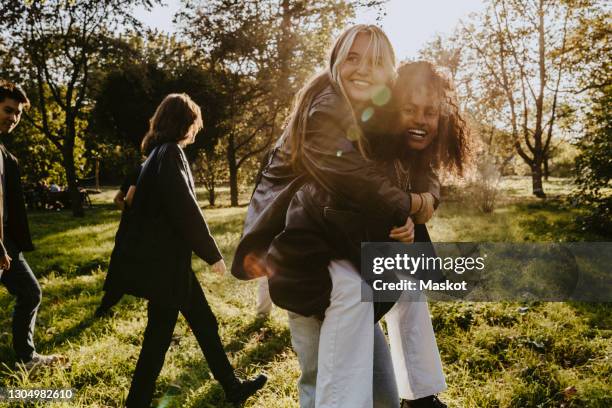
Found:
[286,24,396,165]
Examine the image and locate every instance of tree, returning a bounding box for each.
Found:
[177,0,381,205]
[91,35,231,189]
[568,1,611,234]
[460,0,578,197]
[192,140,227,206]
[419,34,463,83]
[419,34,518,176]
[0,0,158,216]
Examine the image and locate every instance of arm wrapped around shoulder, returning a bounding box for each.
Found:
[301,110,412,227]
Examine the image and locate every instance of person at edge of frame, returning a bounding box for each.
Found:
[0,79,67,370]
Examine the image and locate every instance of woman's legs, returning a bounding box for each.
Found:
[385,292,446,400]
[126,301,178,407]
[373,323,399,408]
[288,311,322,408]
[256,277,273,317]
[315,259,374,408]
[288,314,399,408]
[128,282,265,407]
[181,282,237,388]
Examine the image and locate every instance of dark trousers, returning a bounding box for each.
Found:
[96,289,123,316]
[126,280,237,408]
[0,237,41,361]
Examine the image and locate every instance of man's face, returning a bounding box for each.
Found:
[397,86,440,151]
[0,98,24,134]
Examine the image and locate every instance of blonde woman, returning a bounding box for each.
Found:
[232,25,438,407]
[106,94,266,407]
[267,61,468,408]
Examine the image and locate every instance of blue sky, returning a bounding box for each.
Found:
[132,0,486,61]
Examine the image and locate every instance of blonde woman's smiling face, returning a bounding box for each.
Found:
[339,32,389,107]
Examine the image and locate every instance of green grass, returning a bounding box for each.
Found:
[0,178,610,407]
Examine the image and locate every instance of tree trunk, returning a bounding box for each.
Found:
[208,187,216,207]
[544,157,549,181]
[228,164,238,206]
[95,158,100,191]
[531,163,546,198]
[227,134,239,206]
[62,147,84,217]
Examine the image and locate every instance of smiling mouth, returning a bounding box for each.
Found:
[406,128,427,139]
[351,79,372,88]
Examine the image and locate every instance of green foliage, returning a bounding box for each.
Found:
[547,140,579,178]
[573,86,612,236]
[90,34,235,184]
[0,0,160,215]
[177,0,361,205]
[6,85,88,184]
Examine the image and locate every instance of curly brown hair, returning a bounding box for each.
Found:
[392,61,469,175]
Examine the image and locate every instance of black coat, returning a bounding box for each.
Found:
[267,161,440,320]
[105,143,222,309]
[0,145,34,256]
[231,84,413,281]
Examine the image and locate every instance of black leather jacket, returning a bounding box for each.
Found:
[231,84,414,282]
[267,159,440,320]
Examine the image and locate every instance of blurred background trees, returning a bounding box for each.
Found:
[0,0,608,226]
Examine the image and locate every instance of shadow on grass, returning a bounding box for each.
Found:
[153,317,292,408]
[513,199,606,241]
[28,205,120,238]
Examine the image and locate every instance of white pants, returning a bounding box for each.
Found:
[256,277,273,315]
[386,291,447,400]
[288,260,446,408]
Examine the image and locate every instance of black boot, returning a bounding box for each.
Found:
[224,374,267,406]
[401,395,448,408]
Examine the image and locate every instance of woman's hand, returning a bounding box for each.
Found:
[389,216,415,243]
[212,259,227,275]
[413,193,435,224]
[113,191,126,211]
[0,254,12,270]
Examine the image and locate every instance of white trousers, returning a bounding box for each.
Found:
[256,277,273,315]
[288,260,446,408]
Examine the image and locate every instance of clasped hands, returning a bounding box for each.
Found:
[389,193,435,243]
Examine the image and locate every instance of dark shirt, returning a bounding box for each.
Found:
[0,152,7,227]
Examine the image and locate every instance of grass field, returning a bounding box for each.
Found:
[0,177,610,407]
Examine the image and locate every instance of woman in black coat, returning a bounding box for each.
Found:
[105,93,266,407]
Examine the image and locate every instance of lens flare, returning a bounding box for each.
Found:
[346,125,361,141]
[243,252,269,278]
[361,107,374,122]
[372,85,391,106]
